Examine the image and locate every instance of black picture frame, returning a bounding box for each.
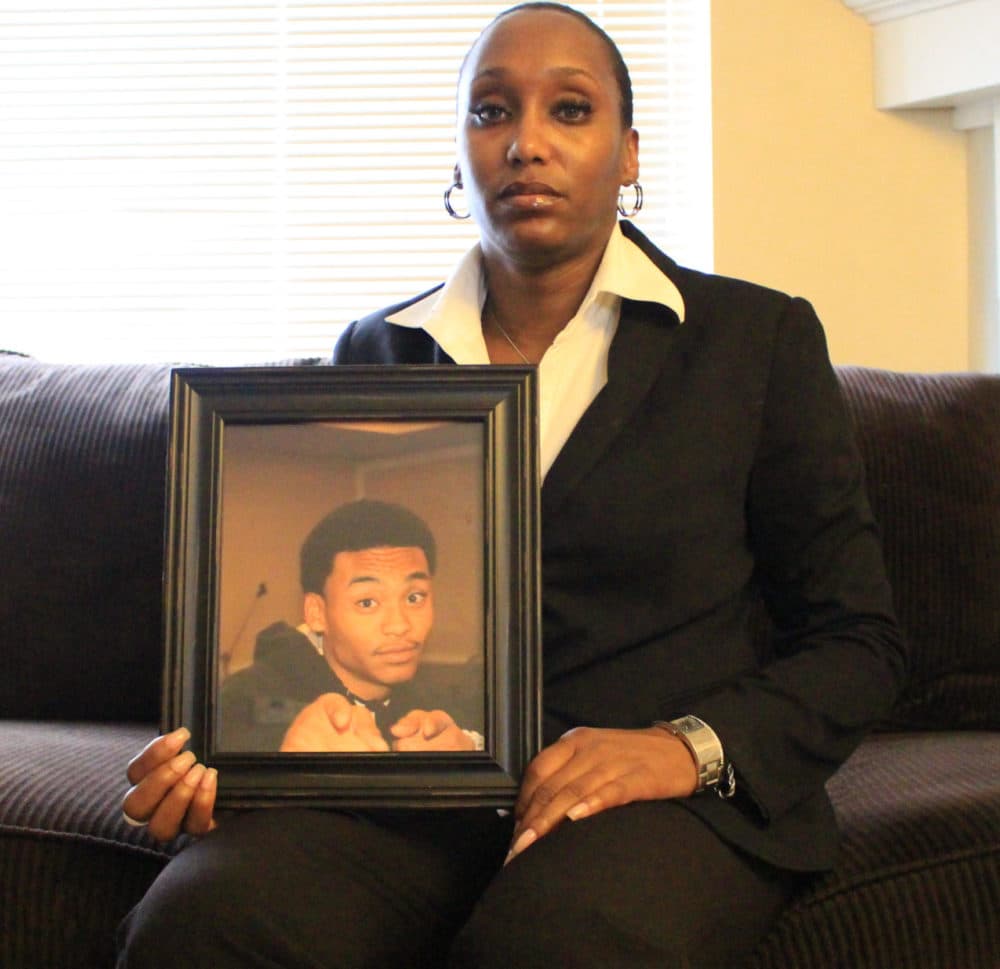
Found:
[163,365,540,809]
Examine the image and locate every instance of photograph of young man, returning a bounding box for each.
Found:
[219,498,482,754]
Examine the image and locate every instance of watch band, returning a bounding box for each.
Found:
[653,715,735,797]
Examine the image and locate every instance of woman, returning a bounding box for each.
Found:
[117,5,906,967]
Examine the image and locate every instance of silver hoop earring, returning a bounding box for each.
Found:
[444,182,471,220]
[617,182,644,218]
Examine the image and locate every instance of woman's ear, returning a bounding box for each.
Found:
[303,593,327,633]
[621,127,639,186]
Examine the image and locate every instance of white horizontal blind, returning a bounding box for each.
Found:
[0,1,712,364]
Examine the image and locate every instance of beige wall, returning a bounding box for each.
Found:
[712,0,970,372]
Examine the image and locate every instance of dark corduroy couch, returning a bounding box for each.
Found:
[1,354,999,968]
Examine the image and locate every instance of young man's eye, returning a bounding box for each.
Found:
[554,99,591,121]
[471,102,507,125]
[356,597,377,610]
[406,591,428,605]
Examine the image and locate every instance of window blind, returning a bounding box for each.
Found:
[0,1,712,364]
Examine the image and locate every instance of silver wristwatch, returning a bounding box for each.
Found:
[653,715,736,798]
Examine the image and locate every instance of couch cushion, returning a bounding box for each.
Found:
[836,367,1000,730]
[0,358,173,721]
[0,721,177,969]
[750,731,1000,968]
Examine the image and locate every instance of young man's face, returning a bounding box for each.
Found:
[306,546,434,701]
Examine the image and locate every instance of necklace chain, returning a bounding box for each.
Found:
[484,301,531,365]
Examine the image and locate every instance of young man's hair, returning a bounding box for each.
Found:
[299,499,437,594]
[460,2,634,129]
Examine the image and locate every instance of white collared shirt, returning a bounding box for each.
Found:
[386,224,685,479]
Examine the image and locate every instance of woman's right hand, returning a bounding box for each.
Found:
[122,727,218,842]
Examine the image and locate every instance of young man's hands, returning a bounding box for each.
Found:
[281,694,475,752]
[280,693,389,751]
[390,708,476,751]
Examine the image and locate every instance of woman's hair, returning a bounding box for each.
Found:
[461,2,634,129]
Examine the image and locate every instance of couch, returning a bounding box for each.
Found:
[1,352,998,968]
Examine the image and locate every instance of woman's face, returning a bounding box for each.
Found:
[456,8,638,268]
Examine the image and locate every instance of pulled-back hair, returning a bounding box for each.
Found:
[461,2,634,129]
[299,499,437,594]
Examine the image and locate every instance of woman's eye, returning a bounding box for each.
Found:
[356,598,377,610]
[407,591,428,605]
[471,102,507,125]
[554,99,591,122]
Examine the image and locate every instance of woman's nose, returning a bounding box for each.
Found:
[506,110,549,165]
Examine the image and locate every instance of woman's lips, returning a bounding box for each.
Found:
[498,181,562,210]
[500,180,560,198]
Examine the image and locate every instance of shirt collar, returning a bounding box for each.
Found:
[385,222,685,356]
[593,222,685,322]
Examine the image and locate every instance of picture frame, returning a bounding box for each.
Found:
[162,365,541,809]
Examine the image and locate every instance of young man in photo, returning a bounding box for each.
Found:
[219,499,482,753]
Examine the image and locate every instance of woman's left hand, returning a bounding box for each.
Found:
[507,726,699,863]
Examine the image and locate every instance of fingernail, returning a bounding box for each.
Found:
[169,751,196,773]
[182,763,206,787]
[169,727,191,744]
[567,802,591,821]
[509,828,537,859]
[201,768,218,791]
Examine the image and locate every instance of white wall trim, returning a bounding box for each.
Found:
[851,0,1000,110]
[843,0,969,25]
[954,100,995,131]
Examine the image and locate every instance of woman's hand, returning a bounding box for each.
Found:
[507,726,698,862]
[280,693,390,752]
[390,709,476,751]
[123,728,218,843]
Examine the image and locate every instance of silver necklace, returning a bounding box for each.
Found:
[484,301,531,364]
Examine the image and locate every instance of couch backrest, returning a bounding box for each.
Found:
[0,357,173,721]
[2,357,999,728]
[837,366,1000,730]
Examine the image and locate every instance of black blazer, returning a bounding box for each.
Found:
[333,221,907,871]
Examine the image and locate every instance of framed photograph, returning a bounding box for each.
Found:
[163,365,540,809]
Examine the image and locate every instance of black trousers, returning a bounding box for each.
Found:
[116,801,804,969]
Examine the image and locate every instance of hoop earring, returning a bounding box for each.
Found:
[617,182,644,218]
[444,182,471,220]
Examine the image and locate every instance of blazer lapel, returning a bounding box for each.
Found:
[541,297,681,520]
